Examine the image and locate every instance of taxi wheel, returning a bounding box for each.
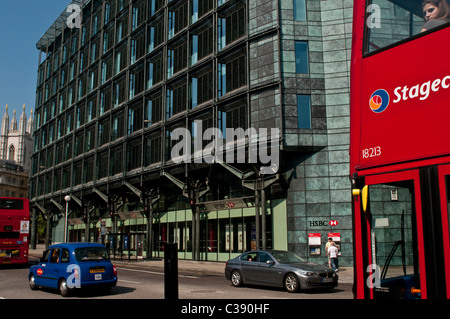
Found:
[29,274,38,290]
[59,278,71,297]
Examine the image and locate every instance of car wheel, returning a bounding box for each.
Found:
[29,274,38,290]
[284,273,300,293]
[230,270,243,287]
[59,278,71,297]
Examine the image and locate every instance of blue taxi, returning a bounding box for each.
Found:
[29,243,117,297]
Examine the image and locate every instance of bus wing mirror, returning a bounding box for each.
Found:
[361,185,368,212]
[352,185,369,212]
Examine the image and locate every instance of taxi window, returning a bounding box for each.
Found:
[75,247,109,261]
[50,248,61,263]
[365,0,450,53]
[61,249,70,263]
[42,249,50,263]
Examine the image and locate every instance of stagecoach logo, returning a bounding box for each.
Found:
[369,89,390,113]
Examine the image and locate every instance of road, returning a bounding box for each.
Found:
[0,262,352,300]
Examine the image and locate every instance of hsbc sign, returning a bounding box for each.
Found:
[309,219,339,227]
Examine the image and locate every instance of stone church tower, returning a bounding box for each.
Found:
[0,104,34,172]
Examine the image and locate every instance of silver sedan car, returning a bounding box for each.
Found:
[225,250,338,293]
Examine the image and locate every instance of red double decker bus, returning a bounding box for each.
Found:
[0,197,30,265]
[350,0,450,299]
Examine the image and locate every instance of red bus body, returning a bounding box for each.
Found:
[0,198,30,265]
[351,0,450,299]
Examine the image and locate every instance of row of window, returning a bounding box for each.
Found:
[33,98,247,173]
[34,52,246,150]
[38,0,245,91]
[31,105,247,197]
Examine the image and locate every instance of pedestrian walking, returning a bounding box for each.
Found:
[327,242,339,271]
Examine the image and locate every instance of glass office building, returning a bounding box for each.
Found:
[31,0,353,264]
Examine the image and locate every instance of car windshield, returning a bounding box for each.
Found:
[75,247,109,261]
[271,251,307,264]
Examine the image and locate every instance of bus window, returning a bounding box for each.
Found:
[368,181,420,298]
[365,0,450,53]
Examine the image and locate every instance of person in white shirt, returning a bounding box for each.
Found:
[327,242,339,271]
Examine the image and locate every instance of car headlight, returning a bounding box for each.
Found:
[299,270,315,276]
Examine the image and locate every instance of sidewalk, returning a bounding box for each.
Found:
[28,244,353,284]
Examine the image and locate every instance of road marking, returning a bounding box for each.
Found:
[118,279,141,284]
[117,267,199,279]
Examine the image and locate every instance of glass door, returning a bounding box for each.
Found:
[438,164,450,298]
[364,170,427,299]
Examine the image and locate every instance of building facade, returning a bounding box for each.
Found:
[30,0,353,265]
[0,105,33,198]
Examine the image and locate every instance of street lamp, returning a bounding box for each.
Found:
[64,195,71,242]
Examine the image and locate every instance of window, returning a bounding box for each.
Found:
[72,161,82,186]
[129,64,145,99]
[148,18,164,52]
[64,138,72,161]
[89,67,98,92]
[114,76,127,106]
[100,86,112,115]
[168,2,188,39]
[191,23,213,65]
[191,0,213,23]
[295,41,309,73]
[8,145,15,161]
[167,82,187,118]
[83,156,94,183]
[218,6,245,50]
[218,54,246,97]
[132,1,146,31]
[110,146,123,175]
[127,138,142,171]
[293,0,307,21]
[297,94,311,129]
[150,0,164,16]
[61,249,70,263]
[101,56,113,84]
[87,99,96,122]
[85,125,95,152]
[115,45,128,75]
[168,40,188,77]
[218,102,247,137]
[74,133,84,157]
[112,111,125,141]
[364,0,439,53]
[191,69,213,108]
[147,54,163,88]
[145,134,161,165]
[97,151,109,179]
[50,248,61,263]
[131,32,145,64]
[98,118,110,146]
[128,102,143,134]
[103,25,115,54]
[116,16,128,43]
[146,91,163,125]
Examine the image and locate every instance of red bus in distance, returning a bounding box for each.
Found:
[350,0,450,299]
[0,197,30,265]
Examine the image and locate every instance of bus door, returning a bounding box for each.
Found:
[438,164,450,299]
[364,170,426,299]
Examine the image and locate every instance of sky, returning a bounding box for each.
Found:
[0,0,72,121]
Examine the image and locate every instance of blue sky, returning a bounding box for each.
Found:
[0,1,71,121]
